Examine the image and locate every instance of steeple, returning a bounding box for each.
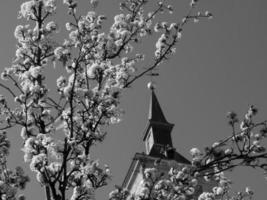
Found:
[121,82,191,193]
[121,85,209,197]
[148,88,169,124]
[143,82,174,157]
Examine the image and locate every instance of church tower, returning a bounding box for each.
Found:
[122,84,192,196]
[143,85,184,160]
[121,84,215,198]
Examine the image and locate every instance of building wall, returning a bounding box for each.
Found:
[127,156,215,199]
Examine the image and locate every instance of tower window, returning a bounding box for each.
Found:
[145,129,153,154]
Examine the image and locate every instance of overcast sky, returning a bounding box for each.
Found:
[1,0,267,200]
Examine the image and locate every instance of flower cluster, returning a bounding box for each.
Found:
[0,132,30,200]
[109,187,129,200]
[0,0,236,200]
[130,162,201,200]
[19,0,56,20]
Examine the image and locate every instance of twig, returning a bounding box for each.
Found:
[0,83,16,98]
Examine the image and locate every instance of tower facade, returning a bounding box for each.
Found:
[122,86,214,199]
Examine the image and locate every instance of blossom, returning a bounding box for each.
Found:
[224,148,232,155]
[54,46,64,59]
[169,23,178,30]
[71,187,79,200]
[114,14,125,25]
[69,30,79,42]
[190,147,202,157]
[240,121,249,131]
[46,21,58,32]
[36,172,45,184]
[104,165,111,175]
[245,187,253,195]
[167,5,173,14]
[47,162,61,173]
[191,178,198,187]
[204,175,211,182]
[177,195,186,200]
[144,168,157,179]
[29,153,47,172]
[155,34,167,50]
[15,47,28,59]
[29,66,41,78]
[62,84,72,97]
[63,0,77,7]
[19,1,36,19]
[110,116,121,124]
[205,11,213,19]
[198,192,215,200]
[1,71,8,81]
[87,62,103,78]
[185,187,195,195]
[161,22,168,29]
[212,186,224,195]
[176,171,186,179]
[43,0,56,13]
[57,76,67,88]
[190,0,197,7]
[97,15,106,25]
[115,39,123,47]
[14,25,30,41]
[36,134,53,147]
[20,127,28,140]
[1,194,7,200]
[194,18,200,23]
[23,152,32,163]
[65,22,73,31]
[86,11,97,22]
[139,186,150,198]
[90,0,99,8]
[212,142,220,148]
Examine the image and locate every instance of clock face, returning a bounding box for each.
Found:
[146,129,154,154]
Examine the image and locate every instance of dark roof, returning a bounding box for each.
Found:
[143,89,174,140]
[146,149,191,165]
[149,89,169,124]
[173,151,191,164]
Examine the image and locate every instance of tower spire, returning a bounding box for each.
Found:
[147,82,171,125]
[149,88,169,124]
[143,82,174,156]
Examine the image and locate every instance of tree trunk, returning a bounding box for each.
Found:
[45,186,51,200]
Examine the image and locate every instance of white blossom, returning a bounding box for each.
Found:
[213,186,224,195]
[198,192,215,200]
[19,1,36,19]
[29,153,47,172]
[29,66,41,78]
[87,62,103,78]
[46,21,58,31]
[190,147,202,157]
[245,187,253,195]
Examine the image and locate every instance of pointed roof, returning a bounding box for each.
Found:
[143,85,174,141]
[148,89,169,123]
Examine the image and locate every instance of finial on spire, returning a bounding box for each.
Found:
[147,81,156,90]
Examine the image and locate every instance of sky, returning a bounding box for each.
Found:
[0,0,267,200]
